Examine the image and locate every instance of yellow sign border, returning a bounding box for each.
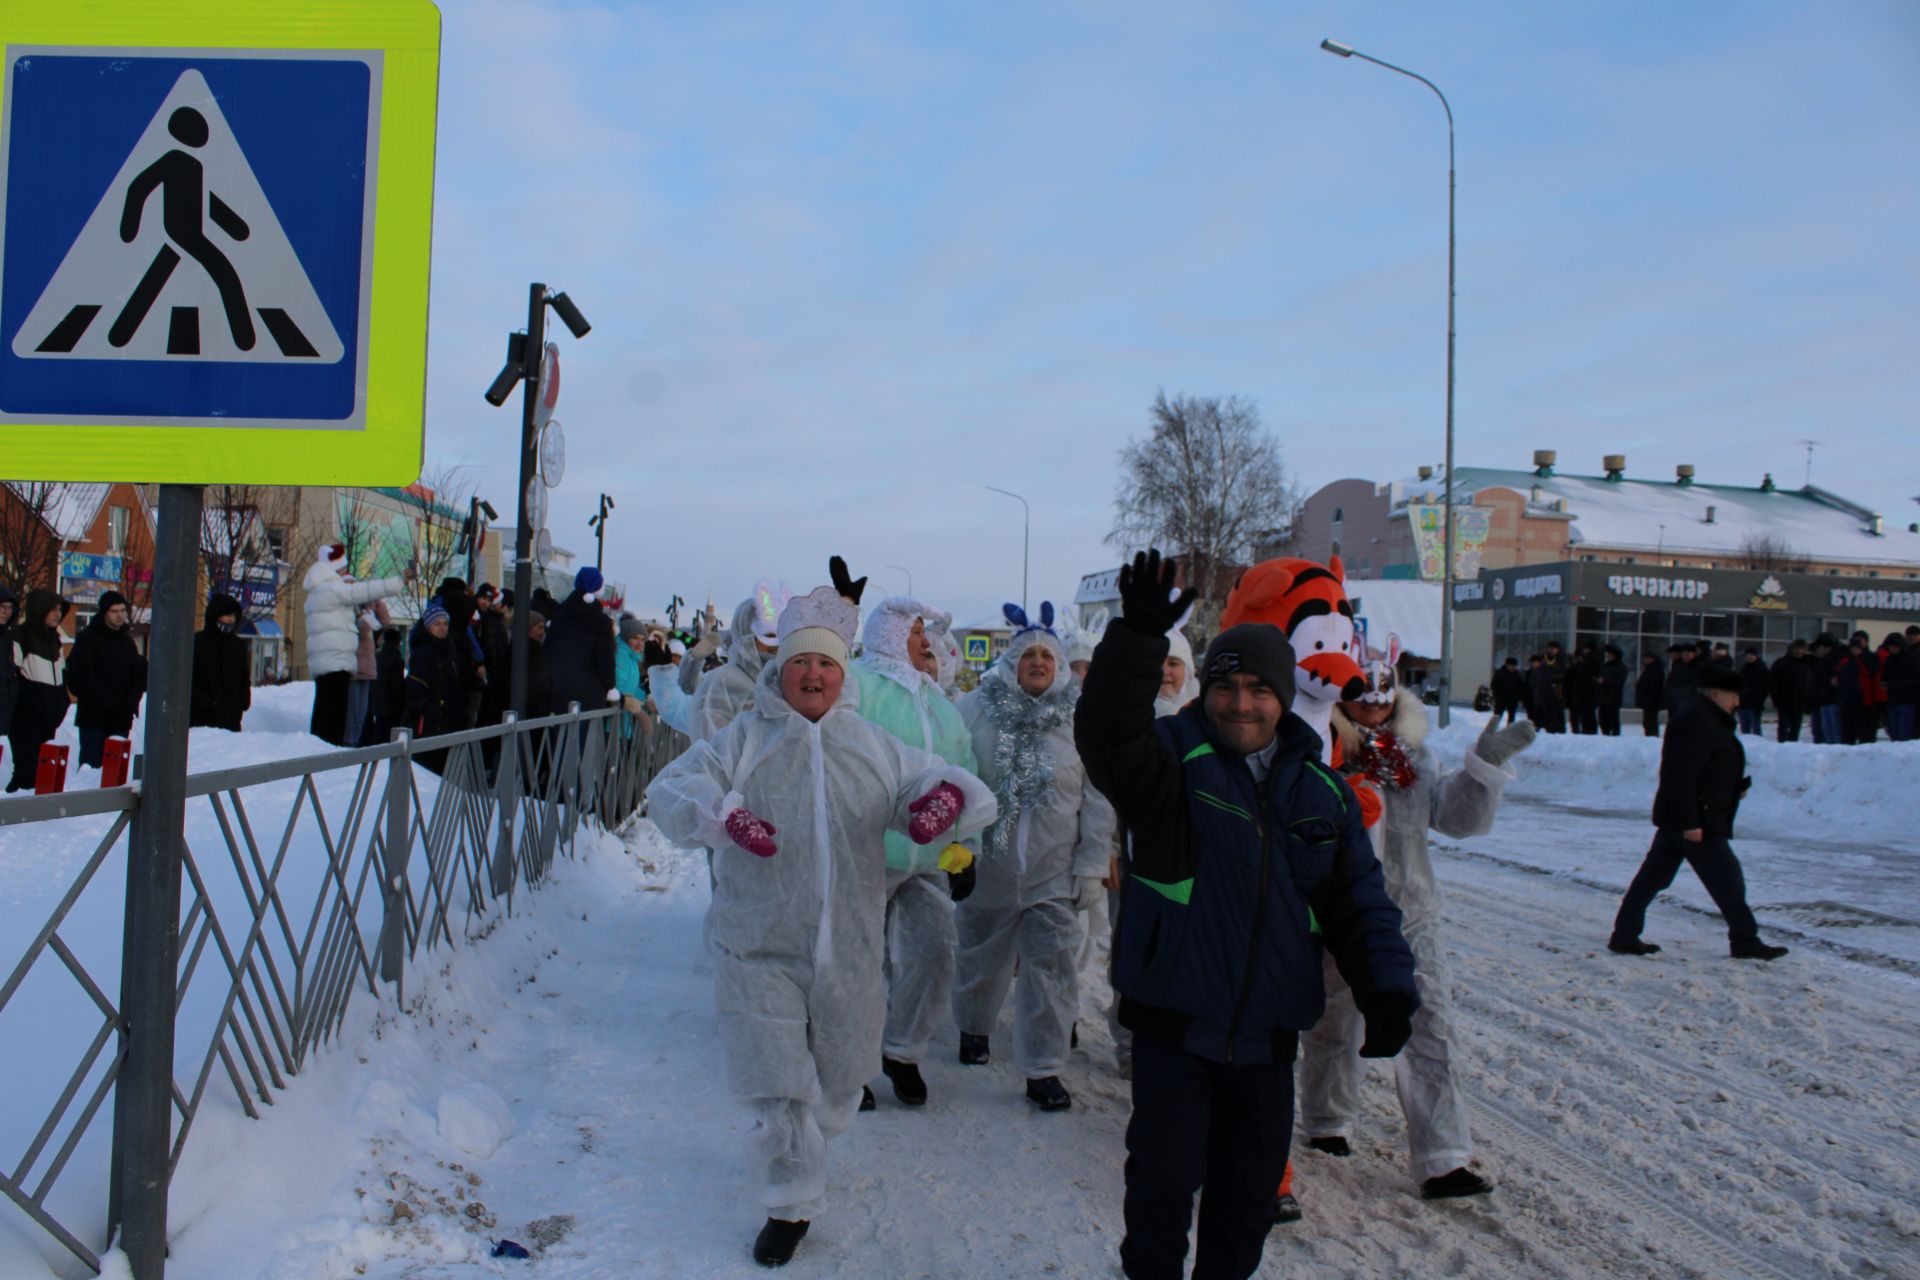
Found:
[0,0,439,485]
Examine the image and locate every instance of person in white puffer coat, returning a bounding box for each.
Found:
[1297,637,1535,1202]
[303,544,403,745]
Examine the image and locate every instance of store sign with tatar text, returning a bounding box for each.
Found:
[1606,574,1709,601]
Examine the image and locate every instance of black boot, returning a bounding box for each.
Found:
[858,1085,876,1112]
[1274,1192,1302,1223]
[1607,936,1660,956]
[1026,1076,1072,1111]
[1730,938,1789,961]
[1422,1167,1494,1200]
[753,1218,810,1266]
[1070,1023,1078,1049]
[882,1057,928,1106]
[958,1032,990,1065]
[1307,1135,1351,1157]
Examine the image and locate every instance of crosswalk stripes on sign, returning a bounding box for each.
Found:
[12,68,343,364]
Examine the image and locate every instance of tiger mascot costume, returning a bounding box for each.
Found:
[1220,555,1383,828]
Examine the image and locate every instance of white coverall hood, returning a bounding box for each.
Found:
[685,592,782,741]
[644,658,996,1220]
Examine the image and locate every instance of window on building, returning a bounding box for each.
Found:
[1621,556,1636,564]
[1332,507,1343,525]
[108,505,129,555]
[266,526,288,561]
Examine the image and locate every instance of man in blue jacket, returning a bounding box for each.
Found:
[1075,550,1417,1280]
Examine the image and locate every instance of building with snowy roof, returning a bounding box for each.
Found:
[1277,451,1920,582]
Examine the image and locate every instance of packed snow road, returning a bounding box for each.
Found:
[132,812,1917,1279]
[7,715,1917,1277]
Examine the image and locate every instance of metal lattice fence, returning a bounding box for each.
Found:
[0,705,686,1276]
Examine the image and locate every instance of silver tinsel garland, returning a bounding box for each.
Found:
[977,676,1075,860]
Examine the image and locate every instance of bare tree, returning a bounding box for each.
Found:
[1736,531,1806,572]
[332,487,379,578]
[396,464,476,604]
[0,482,68,597]
[1108,391,1301,638]
[201,485,301,623]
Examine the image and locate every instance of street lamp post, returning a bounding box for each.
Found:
[985,485,1029,614]
[884,563,914,596]
[589,492,615,571]
[483,282,590,718]
[1322,37,1457,727]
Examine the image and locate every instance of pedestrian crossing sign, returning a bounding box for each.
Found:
[0,1,439,484]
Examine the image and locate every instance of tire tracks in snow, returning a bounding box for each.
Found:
[1465,1095,1806,1280]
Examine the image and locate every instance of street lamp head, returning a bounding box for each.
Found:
[1320,38,1355,57]
[547,291,592,339]
[483,332,528,407]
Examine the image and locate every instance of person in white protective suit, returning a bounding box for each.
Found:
[953,601,1118,1111]
[851,597,982,1109]
[686,581,789,742]
[645,561,996,1268]
[1297,636,1536,1201]
[302,544,403,746]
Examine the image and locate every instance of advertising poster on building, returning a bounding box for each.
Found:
[1409,504,1493,581]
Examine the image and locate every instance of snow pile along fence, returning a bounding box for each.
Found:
[0,705,687,1277]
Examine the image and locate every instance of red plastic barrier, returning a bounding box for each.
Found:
[102,738,131,788]
[36,743,69,795]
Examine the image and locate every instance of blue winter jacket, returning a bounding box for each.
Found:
[1075,621,1417,1066]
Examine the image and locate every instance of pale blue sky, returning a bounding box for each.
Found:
[421,0,1920,625]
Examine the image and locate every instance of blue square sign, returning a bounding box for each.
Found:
[0,50,379,428]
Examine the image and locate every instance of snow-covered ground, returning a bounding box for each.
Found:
[5,701,1919,1277]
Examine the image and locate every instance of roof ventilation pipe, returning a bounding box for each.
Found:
[1417,465,1434,480]
[1603,454,1626,480]
[1676,464,1696,487]
[1870,514,1884,536]
[1532,449,1556,478]
[1704,505,1717,524]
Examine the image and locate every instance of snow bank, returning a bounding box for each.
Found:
[438,1085,515,1159]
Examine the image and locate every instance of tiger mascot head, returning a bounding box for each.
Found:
[1220,556,1366,708]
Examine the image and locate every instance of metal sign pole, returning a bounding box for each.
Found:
[113,482,202,1279]
[508,283,547,721]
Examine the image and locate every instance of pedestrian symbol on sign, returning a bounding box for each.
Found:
[13,68,343,364]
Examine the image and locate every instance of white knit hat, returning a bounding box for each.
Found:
[776,585,860,668]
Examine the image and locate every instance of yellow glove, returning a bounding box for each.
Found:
[937,844,974,875]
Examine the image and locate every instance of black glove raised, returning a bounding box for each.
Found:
[1358,994,1414,1059]
[829,555,868,605]
[1117,548,1195,636]
[947,861,977,903]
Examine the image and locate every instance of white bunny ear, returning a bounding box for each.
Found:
[1087,606,1111,635]
[1173,597,1196,633]
[1387,633,1402,668]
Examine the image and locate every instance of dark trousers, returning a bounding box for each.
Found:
[1843,705,1874,745]
[6,684,69,792]
[1890,705,1917,742]
[1640,708,1660,737]
[1494,699,1519,726]
[1613,827,1759,946]
[309,671,352,746]
[1598,705,1621,736]
[1120,1033,1297,1280]
[77,727,110,769]
[1776,710,1802,743]
[1736,707,1761,736]
[1536,705,1565,734]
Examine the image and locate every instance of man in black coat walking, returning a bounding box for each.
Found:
[1768,640,1812,743]
[189,594,252,731]
[1075,550,1416,1280]
[1566,640,1599,735]
[1609,663,1787,961]
[66,591,147,768]
[1634,652,1666,737]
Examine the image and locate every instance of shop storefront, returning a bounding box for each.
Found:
[1452,562,1920,675]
